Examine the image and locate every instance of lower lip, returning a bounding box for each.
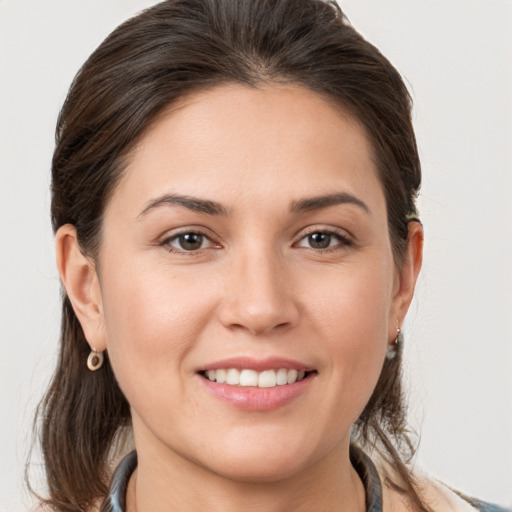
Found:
[198,374,315,411]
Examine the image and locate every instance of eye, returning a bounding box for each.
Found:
[296,230,351,250]
[161,231,218,253]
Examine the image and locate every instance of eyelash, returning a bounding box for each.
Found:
[294,228,353,252]
[159,229,219,255]
[158,228,353,255]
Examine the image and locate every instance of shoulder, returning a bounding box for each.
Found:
[457,495,512,512]
[380,475,475,512]
[416,478,510,512]
[374,458,510,512]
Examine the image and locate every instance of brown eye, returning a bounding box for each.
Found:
[177,233,204,250]
[161,229,221,254]
[296,230,352,251]
[308,232,331,249]
[162,232,211,252]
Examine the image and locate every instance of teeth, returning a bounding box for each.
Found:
[216,369,227,384]
[287,369,298,384]
[276,368,288,385]
[204,368,309,388]
[258,370,276,388]
[239,369,258,386]
[226,368,240,385]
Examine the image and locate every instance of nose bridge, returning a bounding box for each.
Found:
[219,241,299,335]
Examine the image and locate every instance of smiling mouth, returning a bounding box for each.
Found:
[199,368,316,388]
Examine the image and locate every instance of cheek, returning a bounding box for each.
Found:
[307,258,393,337]
[99,265,213,391]
[303,258,393,392]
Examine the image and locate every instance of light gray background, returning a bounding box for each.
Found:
[1,1,511,510]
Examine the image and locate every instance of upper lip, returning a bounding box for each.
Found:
[198,356,315,373]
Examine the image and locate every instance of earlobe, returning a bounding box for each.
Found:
[55,224,107,352]
[390,222,424,335]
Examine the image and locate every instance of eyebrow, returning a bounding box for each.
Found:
[138,194,228,218]
[138,191,369,218]
[290,192,370,214]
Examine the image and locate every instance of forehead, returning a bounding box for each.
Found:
[110,83,384,215]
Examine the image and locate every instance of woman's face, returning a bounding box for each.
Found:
[90,84,410,481]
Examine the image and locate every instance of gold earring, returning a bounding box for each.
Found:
[87,349,104,371]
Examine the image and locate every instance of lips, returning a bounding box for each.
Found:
[197,358,316,410]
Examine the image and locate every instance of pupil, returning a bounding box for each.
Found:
[309,232,330,249]
[179,233,202,250]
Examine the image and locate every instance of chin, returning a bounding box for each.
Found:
[206,454,310,484]
[191,433,328,484]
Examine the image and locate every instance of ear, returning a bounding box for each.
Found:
[55,224,107,352]
[389,221,424,338]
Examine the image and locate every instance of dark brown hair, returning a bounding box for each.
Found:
[36,0,423,510]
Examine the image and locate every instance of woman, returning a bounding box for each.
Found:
[33,1,509,511]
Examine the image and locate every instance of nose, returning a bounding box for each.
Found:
[217,248,300,336]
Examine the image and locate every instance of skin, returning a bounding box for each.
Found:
[56,84,423,512]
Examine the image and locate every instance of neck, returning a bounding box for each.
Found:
[126,433,365,512]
